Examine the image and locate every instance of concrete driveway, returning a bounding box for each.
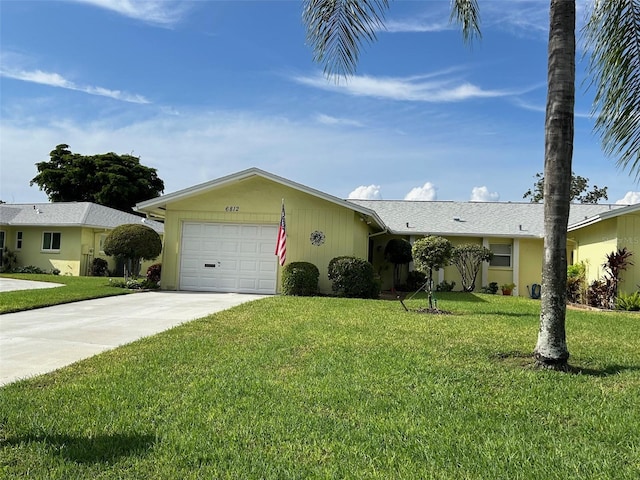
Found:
[0,287,267,386]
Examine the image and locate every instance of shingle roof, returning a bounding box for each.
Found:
[347,200,626,238]
[0,202,164,233]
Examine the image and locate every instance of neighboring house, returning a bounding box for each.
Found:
[0,202,164,276]
[135,167,640,296]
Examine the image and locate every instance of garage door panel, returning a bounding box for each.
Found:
[258,261,275,272]
[182,238,202,252]
[221,224,240,235]
[239,260,257,272]
[180,258,200,271]
[240,242,258,254]
[183,223,203,236]
[180,222,277,294]
[221,241,239,253]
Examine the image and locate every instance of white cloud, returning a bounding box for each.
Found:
[70,0,190,27]
[616,191,640,205]
[470,186,500,202]
[405,182,437,201]
[315,113,364,128]
[0,67,150,104]
[293,72,518,103]
[383,18,451,34]
[348,185,382,200]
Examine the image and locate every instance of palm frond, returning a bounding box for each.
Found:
[302,0,481,79]
[585,0,640,178]
[450,0,482,43]
[302,0,390,78]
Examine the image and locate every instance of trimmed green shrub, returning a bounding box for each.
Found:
[109,278,160,290]
[281,262,319,296]
[12,265,47,274]
[328,256,379,299]
[103,224,162,277]
[567,262,587,303]
[91,258,109,277]
[481,282,499,294]
[436,280,456,292]
[146,263,162,283]
[0,247,17,272]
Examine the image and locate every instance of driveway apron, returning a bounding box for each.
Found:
[0,291,266,386]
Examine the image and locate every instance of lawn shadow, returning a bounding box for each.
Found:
[567,364,640,377]
[432,292,489,303]
[1,432,155,464]
[492,351,640,377]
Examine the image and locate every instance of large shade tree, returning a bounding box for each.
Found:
[302,0,640,370]
[523,171,608,204]
[31,144,165,214]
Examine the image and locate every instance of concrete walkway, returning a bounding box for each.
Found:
[0,289,267,386]
[0,277,65,292]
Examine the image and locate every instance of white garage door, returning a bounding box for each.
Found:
[179,222,278,294]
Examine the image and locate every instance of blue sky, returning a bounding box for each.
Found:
[2,0,639,205]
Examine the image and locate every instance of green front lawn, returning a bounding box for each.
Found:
[1,293,639,478]
[0,274,130,314]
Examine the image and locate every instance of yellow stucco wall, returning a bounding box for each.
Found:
[570,218,618,284]
[518,238,543,296]
[616,212,640,293]
[159,176,371,294]
[1,226,83,275]
[0,226,160,277]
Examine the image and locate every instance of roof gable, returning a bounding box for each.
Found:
[135,167,385,228]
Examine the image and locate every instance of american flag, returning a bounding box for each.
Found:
[275,202,286,266]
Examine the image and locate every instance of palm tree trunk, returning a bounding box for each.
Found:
[534,0,575,370]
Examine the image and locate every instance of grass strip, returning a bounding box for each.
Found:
[0,274,130,314]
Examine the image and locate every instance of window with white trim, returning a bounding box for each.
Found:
[489,243,512,267]
[42,232,61,251]
[16,231,23,250]
[0,231,5,257]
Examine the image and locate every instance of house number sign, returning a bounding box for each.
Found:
[225,206,240,212]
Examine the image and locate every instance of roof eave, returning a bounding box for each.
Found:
[388,229,542,239]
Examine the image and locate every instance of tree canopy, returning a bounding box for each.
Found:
[411,236,453,309]
[103,224,162,277]
[523,172,608,204]
[451,244,493,293]
[30,144,165,213]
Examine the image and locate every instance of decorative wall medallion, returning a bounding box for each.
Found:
[310,230,325,246]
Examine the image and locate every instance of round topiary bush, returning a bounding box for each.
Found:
[327,256,380,299]
[103,224,162,277]
[281,262,319,296]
